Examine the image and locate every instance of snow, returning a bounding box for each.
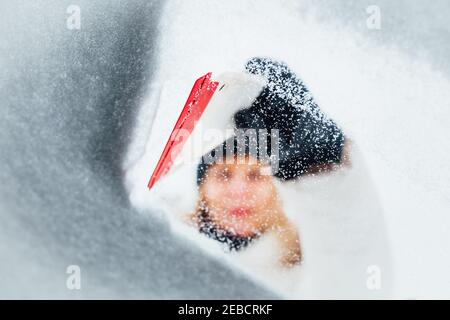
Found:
[125,0,450,298]
[0,0,274,299]
[1,0,449,299]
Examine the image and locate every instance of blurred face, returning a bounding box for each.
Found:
[199,156,281,237]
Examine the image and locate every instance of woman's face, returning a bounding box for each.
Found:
[199,157,281,237]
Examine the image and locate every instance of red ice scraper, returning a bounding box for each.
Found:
[147,73,219,189]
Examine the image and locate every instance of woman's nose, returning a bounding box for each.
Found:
[227,174,249,198]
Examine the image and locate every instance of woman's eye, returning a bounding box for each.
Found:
[217,169,231,181]
[248,169,261,181]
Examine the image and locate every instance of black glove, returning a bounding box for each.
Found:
[234,57,345,180]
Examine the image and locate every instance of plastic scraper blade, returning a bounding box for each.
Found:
[147,73,219,189]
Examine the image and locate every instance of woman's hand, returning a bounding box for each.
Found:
[235,57,346,181]
[274,217,302,267]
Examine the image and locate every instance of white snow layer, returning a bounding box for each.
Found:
[124,0,450,298]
